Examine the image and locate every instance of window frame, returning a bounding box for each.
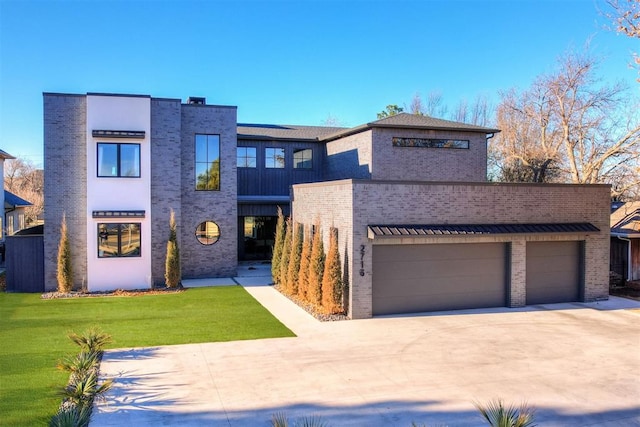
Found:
[237,146,257,168]
[293,148,313,169]
[97,222,142,258]
[195,134,221,191]
[195,220,221,245]
[265,147,285,169]
[96,142,141,178]
[392,137,470,149]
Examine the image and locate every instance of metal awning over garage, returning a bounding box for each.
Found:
[368,223,599,238]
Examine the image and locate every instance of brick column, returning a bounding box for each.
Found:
[509,238,526,307]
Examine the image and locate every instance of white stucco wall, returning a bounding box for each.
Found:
[86,95,151,291]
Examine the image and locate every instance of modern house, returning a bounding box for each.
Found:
[43,92,610,318]
[611,201,640,283]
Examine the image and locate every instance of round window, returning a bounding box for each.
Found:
[195,221,220,245]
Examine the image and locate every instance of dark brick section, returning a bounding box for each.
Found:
[180,105,238,278]
[43,94,88,291]
[150,98,182,286]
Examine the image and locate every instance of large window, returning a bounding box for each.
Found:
[293,148,313,169]
[98,223,141,258]
[265,147,285,168]
[392,137,469,149]
[237,147,257,168]
[195,134,220,190]
[97,143,141,177]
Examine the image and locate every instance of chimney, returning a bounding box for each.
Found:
[187,97,206,105]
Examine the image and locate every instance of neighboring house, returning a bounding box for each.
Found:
[43,92,610,318]
[4,190,32,236]
[0,148,16,241]
[610,201,640,282]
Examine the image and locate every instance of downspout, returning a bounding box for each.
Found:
[616,236,632,281]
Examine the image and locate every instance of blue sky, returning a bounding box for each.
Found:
[0,0,637,167]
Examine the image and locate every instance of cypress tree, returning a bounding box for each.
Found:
[322,227,343,314]
[297,225,312,300]
[286,222,304,295]
[307,221,325,306]
[165,210,181,288]
[279,218,292,292]
[56,214,73,293]
[271,207,285,284]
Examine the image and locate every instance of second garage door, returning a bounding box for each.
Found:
[372,243,508,315]
[526,241,582,305]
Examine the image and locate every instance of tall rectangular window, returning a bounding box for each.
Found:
[195,134,220,190]
[97,143,141,177]
[293,148,313,169]
[265,147,285,168]
[237,147,257,168]
[98,223,141,258]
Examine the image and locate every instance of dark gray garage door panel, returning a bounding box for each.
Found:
[372,243,507,315]
[526,241,581,305]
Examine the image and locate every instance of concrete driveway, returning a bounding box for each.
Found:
[92,283,640,427]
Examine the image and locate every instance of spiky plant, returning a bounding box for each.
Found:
[271,412,290,427]
[475,400,537,427]
[295,415,328,427]
[57,351,100,382]
[68,327,112,354]
[60,370,113,409]
[271,207,286,284]
[56,214,74,293]
[49,402,91,427]
[165,209,181,288]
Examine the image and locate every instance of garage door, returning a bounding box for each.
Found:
[526,241,582,305]
[372,243,507,315]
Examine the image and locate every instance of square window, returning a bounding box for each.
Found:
[265,147,285,168]
[293,148,313,169]
[237,147,257,168]
[98,223,141,258]
[97,143,141,177]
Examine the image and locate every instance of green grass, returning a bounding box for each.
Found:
[0,286,295,426]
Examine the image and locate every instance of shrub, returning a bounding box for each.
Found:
[297,225,312,299]
[165,209,181,288]
[475,399,536,427]
[49,402,91,427]
[56,214,73,293]
[279,218,293,292]
[307,221,325,306]
[321,227,343,314]
[271,207,286,284]
[67,327,112,354]
[286,222,304,295]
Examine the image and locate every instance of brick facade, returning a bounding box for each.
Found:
[43,94,88,291]
[293,180,610,319]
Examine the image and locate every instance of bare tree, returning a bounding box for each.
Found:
[4,157,43,225]
[492,51,640,198]
[604,0,640,81]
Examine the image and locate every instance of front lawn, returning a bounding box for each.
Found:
[0,286,294,426]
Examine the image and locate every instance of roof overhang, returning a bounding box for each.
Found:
[237,195,290,204]
[611,232,640,238]
[368,223,600,239]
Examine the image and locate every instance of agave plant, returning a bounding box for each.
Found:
[60,370,113,409]
[271,412,289,427]
[271,413,328,427]
[68,327,112,354]
[49,401,91,427]
[57,351,100,381]
[475,399,536,427]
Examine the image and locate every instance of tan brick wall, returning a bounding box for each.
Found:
[294,180,610,318]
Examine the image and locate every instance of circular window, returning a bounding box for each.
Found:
[195,221,220,245]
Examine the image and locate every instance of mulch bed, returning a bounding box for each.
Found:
[274,284,348,322]
[41,286,185,299]
[610,280,640,302]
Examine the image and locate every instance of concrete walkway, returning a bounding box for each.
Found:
[92,268,640,426]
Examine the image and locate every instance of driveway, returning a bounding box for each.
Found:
[92,283,640,427]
